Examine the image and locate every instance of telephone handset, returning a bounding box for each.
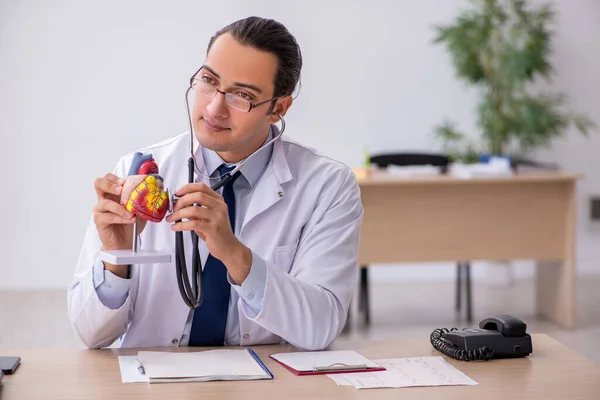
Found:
[430,315,533,361]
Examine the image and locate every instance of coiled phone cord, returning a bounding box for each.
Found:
[430,328,495,361]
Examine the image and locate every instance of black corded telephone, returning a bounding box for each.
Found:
[430,315,533,361]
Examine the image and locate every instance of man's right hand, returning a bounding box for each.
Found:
[93,173,142,278]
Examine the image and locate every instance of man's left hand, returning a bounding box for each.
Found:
[166,183,251,284]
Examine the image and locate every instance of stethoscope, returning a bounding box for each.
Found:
[170,77,286,309]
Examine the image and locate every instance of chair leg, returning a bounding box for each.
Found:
[359,267,370,325]
[455,263,463,313]
[465,262,473,323]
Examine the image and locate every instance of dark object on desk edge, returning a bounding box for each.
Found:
[369,153,450,173]
[430,315,533,361]
[0,356,21,374]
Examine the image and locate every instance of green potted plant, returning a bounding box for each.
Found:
[432,0,595,166]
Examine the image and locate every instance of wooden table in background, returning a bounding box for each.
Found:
[2,334,599,399]
[356,171,579,328]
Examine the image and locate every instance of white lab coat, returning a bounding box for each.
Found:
[67,132,363,351]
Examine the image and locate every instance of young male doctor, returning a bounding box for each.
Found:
[68,16,364,351]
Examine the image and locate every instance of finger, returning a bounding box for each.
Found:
[95,176,125,199]
[95,199,135,220]
[170,219,208,232]
[94,212,137,225]
[167,205,210,223]
[173,191,221,212]
[103,173,125,184]
[175,183,220,199]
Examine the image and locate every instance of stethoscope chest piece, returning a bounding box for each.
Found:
[168,189,180,213]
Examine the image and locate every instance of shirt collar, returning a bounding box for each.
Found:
[199,125,274,188]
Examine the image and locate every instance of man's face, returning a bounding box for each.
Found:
[191,33,283,162]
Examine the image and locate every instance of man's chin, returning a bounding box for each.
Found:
[196,134,235,152]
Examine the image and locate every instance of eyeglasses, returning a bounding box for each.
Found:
[190,73,280,113]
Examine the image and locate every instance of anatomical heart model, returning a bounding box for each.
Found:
[120,152,169,223]
[121,175,169,222]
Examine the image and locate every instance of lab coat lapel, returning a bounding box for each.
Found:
[241,137,292,231]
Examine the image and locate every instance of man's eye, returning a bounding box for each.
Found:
[202,75,216,85]
[236,91,253,100]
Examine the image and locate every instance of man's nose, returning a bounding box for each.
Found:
[206,91,229,119]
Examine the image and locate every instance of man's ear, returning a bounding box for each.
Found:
[268,96,293,123]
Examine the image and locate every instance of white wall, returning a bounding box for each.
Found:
[0,0,598,290]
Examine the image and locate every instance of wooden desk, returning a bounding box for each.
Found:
[2,334,599,399]
[357,171,579,328]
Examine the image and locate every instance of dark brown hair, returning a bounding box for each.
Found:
[207,16,302,101]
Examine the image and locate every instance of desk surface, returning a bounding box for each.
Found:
[355,170,579,186]
[2,334,599,400]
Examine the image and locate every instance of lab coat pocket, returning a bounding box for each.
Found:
[273,242,299,273]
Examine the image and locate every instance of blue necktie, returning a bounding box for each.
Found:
[189,165,241,346]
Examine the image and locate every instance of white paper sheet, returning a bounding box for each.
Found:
[386,165,441,177]
[449,159,512,178]
[327,374,354,386]
[327,357,478,389]
[118,356,148,383]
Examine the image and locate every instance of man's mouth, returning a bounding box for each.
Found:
[203,118,228,132]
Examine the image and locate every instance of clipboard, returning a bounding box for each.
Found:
[269,350,386,376]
